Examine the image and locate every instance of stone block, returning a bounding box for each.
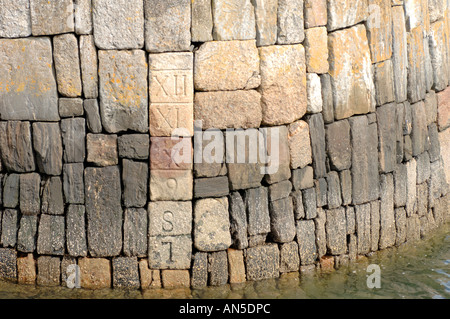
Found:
[315,209,327,259]
[308,114,327,178]
[340,170,352,206]
[326,208,347,255]
[17,254,36,285]
[377,103,397,173]
[1,209,17,248]
[195,40,260,91]
[326,171,342,209]
[0,122,35,173]
[78,258,111,289]
[148,201,192,237]
[53,34,82,97]
[326,119,351,171]
[150,137,192,171]
[304,0,326,28]
[406,159,417,216]
[416,152,431,184]
[79,35,98,99]
[252,0,278,46]
[259,44,307,125]
[194,176,229,199]
[269,197,296,243]
[19,173,40,216]
[2,174,19,208]
[315,178,328,208]
[277,0,305,43]
[306,73,323,114]
[194,197,231,252]
[296,220,317,265]
[82,100,101,134]
[227,249,246,284]
[321,74,335,124]
[36,256,60,287]
[425,92,438,127]
[118,134,149,160]
[208,251,228,286]
[328,24,375,120]
[430,21,449,91]
[63,163,84,204]
[379,177,395,250]
[0,248,16,281]
[161,270,190,289]
[148,235,192,269]
[59,98,84,118]
[366,0,392,63]
[279,242,300,273]
[355,203,371,254]
[305,27,329,73]
[123,208,147,257]
[191,0,213,42]
[292,166,314,191]
[17,215,37,253]
[85,166,123,257]
[291,191,305,220]
[93,0,144,49]
[288,121,312,170]
[191,252,208,288]
[74,0,92,35]
[346,206,356,235]
[374,61,395,106]
[37,214,65,256]
[395,207,407,246]
[411,101,429,156]
[149,170,193,201]
[32,122,63,175]
[41,177,64,216]
[86,134,118,167]
[302,188,317,219]
[392,6,408,103]
[61,118,86,163]
[245,187,271,236]
[0,0,31,38]
[269,180,292,202]
[407,26,427,103]
[327,0,368,31]
[194,129,227,178]
[229,191,249,249]
[30,0,74,35]
[370,200,380,252]
[66,205,87,257]
[122,160,148,208]
[245,244,280,281]
[98,50,148,133]
[416,182,428,217]
[212,0,256,41]
[112,257,140,289]
[145,0,190,52]
[263,126,292,184]
[437,86,450,131]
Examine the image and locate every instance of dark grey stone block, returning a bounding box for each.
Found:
[191,252,208,289]
[118,134,150,160]
[2,174,19,208]
[395,207,407,246]
[0,248,17,281]
[394,163,407,208]
[416,151,431,184]
[377,103,397,173]
[326,171,342,209]
[0,121,35,173]
[315,177,327,207]
[326,119,351,171]
[0,209,18,248]
[346,206,355,235]
[269,197,295,243]
[340,169,352,206]
[302,187,317,219]
[37,214,65,256]
[17,215,38,253]
[291,190,305,220]
[122,159,148,208]
[325,207,347,255]
[84,99,102,133]
[370,200,381,252]
[355,203,371,254]
[19,173,41,216]
[410,101,428,156]
[320,73,334,124]
[41,177,64,215]
[269,180,292,201]
[61,118,86,163]
[66,205,87,257]
[32,122,63,175]
[63,163,85,204]
[308,113,327,178]
[279,241,300,273]
[296,220,317,265]
[112,257,140,289]
[263,126,291,184]
[59,98,84,118]
[123,208,147,257]
[245,244,280,281]
[208,251,228,286]
[292,166,314,191]
[245,187,270,236]
[194,176,229,199]
[427,123,441,162]
[229,191,248,250]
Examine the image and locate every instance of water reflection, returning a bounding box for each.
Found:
[1,223,448,299]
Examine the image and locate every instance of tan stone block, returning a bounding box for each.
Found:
[404,0,423,31]
[305,27,328,74]
[212,0,256,41]
[253,0,278,46]
[194,40,260,91]
[366,0,392,63]
[149,104,193,137]
[327,0,368,31]
[86,134,118,167]
[320,256,335,272]
[150,170,193,201]
[53,34,82,98]
[288,120,313,169]
[259,44,307,125]
[161,270,190,289]
[17,254,36,285]
[328,24,376,120]
[79,35,98,99]
[30,0,74,36]
[78,258,111,290]
[194,90,262,130]
[407,26,427,103]
[227,248,246,284]
[150,137,193,170]
[392,5,408,103]
[304,0,327,28]
[437,87,450,131]
[139,259,152,289]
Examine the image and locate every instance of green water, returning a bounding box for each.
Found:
[1,222,449,299]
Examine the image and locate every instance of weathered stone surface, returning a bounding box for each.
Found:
[194,197,231,252]
[194,90,262,130]
[377,103,397,173]
[150,170,193,201]
[208,251,228,286]
[350,116,380,204]
[194,129,227,178]
[112,257,140,289]
[59,98,84,118]
[151,138,191,170]
[416,152,431,184]
[1,209,17,248]
[406,215,421,242]
[392,6,408,103]
[429,0,446,23]
[439,128,450,185]
[355,203,371,254]
[0,248,16,281]
[430,21,449,91]
[292,166,314,191]
[304,0,326,28]
[78,258,111,289]
[287,121,312,170]
[63,163,84,205]
[279,242,300,273]
[407,26,427,103]
[229,192,248,250]
[79,35,98,99]
[17,215,37,253]
[245,187,271,236]
[86,134,118,167]
[306,73,323,114]
[429,159,448,203]
[394,164,407,208]
[0,38,59,121]
[340,170,352,206]
[302,187,317,219]
[0,0,31,38]
[411,101,429,156]
[191,252,208,288]
[66,205,87,257]
[269,197,296,243]
[366,0,392,63]
[404,0,423,31]
[0,122,35,173]
[370,200,380,252]
[406,159,417,216]
[30,0,74,35]
[118,134,149,160]
[37,214,65,256]
[83,100,102,133]
[328,25,375,120]
[315,209,327,258]
[138,259,153,289]
[145,0,190,52]
[53,34,82,97]
[122,160,148,208]
[61,118,86,163]
[191,0,213,42]
[425,92,438,127]
[252,0,278,46]
[161,270,190,289]
[41,177,64,216]
[85,166,123,257]
[32,122,63,176]
[212,0,256,41]
[60,256,77,288]
[259,44,307,125]
[19,173,40,216]
[227,248,246,283]
[416,182,428,217]
[326,208,347,255]
[437,83,450,131]
[36,256,60,287]
[148,235,192,269]
[99,50,148,133]
[308,113,327,178]
[195,40,260,91]
[17,254,36,285]
[379,174,396,249]
[194,176,229,199]
[395,207,407,246]
[74,0,92,35]
[93,0,144,49]
[148,201,192,237]
[277,0,304,44]
[305,27,329,73]
[245,244,280,281]
[296,220,317,265]
[346,206,356,235]
[327,0,368,31]
[374,61,395,106]
[326,171,342,209]
[326,120,351,171]
[269,181,292,202]
[123,208,147,257]
[263,126,291,184]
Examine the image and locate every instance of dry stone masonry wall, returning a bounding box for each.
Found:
[0,0,449,290]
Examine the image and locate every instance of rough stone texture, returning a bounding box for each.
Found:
[437,86,450,131]
[194,90,262,130]
[0,38,59,122]
[305,27,329,73]
[59,98,84,118]
[93,0,144,50]
[60,118,86,163]
[411,101,429,156]
[0,122,35,173]
[406,159,418,216]
[53,34,82,98]
[395,207,407,246]
[145,0,190,52]
[63,163,84,204]
[118,135,149,160]
[0,0,31,38]
[86,134,118,167]
[208,251,228,286]
[302,187,317,219]
[269,180,292,202]
[85,166,123,257]
[66,205,87,257]
[245,187,271,237]
[430,21,449,92]
[288,120,312,170]
[3,174,19,208]
[195,40,260,92]
[366,0,392,63]
[407,26,427,103]
[149,170,193,201]
[263,126,291,184]
[312,178,326,207]
[252,0,278,46]
[296,220,317,265]
[123,208,147,257]
[321,74,335,124]
[325,207,347,255]
[1,209,17,248]
[326,171,342,209]
[374,61,395,106]
[37,214,65,256]
[304,0,326,28]
[227,249,246,284]
[279,242,300,273]
[328,24,375,120]
[194,197,231,252]
[308,113,327,178]
[19,173,40,216]
[259,44,307,125]
[377,103,397,173]
[326,120,351,171]
[30,0,74,35]
[0,248,17,281]
[212,0,256,41]
[379,174,396,249]
[17,215,37,253]
[277,0,304,44]
[327,0,368,31]
[112,257,140,289]
[17,254,36,285]
[122,160,148,208]
[355,203,371,254]
[194,130,227,178]
[245,244,280,281]
[148,235,192,269]
[307,73,323,114]
[438,128,450,185]
[32,122,63,176]
[99,50,148,133]
[161,270,190,289]
[392,6,408,103]
[340,170,352,206]
[269,197,296,243]
[191,252,208,288]
[191,0,213,42]
[36,256,60,287]
[74,0,92,35]
[229,192,248,250]
[41,177,64,216]
[292,166,314,191]
[79,35,98,99]
[426,92,438,126]
[148,201,192,237]
[346,206,356,235]
[78,258,111,289]
[194,176,229,199]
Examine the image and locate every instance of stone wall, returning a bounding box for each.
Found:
[0,0,449,290]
